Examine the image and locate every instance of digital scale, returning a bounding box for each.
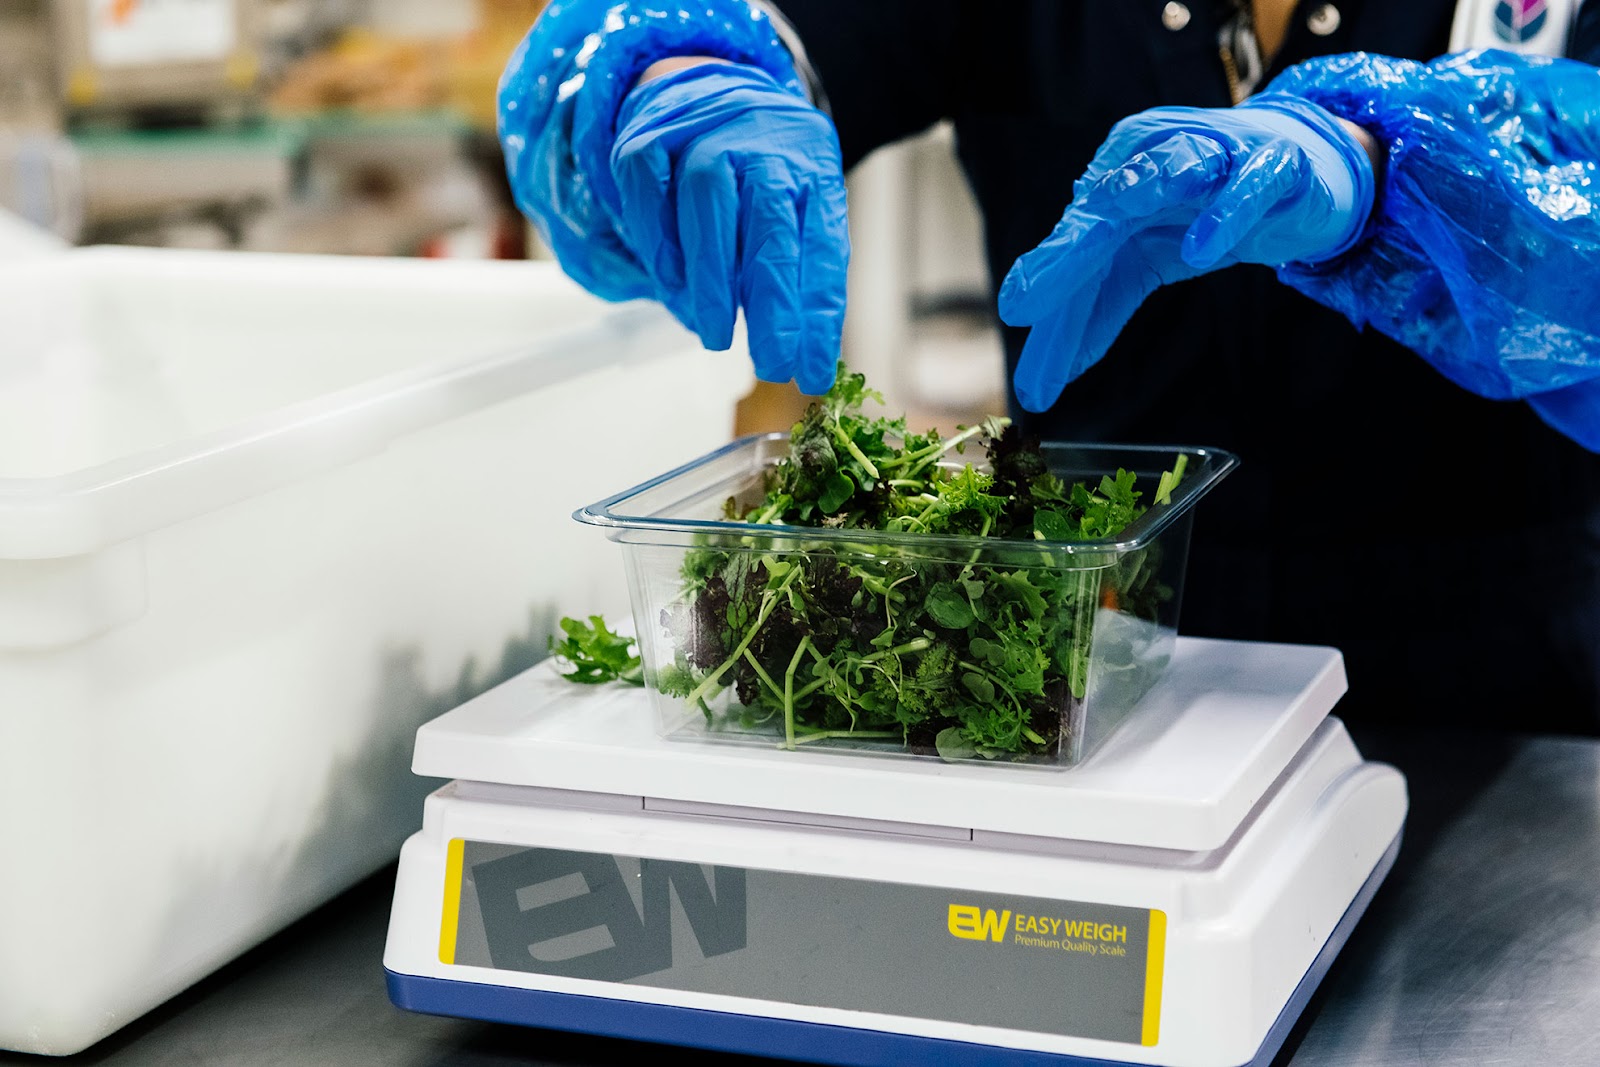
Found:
[384,636,1406,1067]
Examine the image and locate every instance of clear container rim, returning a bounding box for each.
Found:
[574,433,1238,555]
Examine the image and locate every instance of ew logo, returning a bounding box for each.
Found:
[948,904,1011,942]
[1495,0,1550,42]
[473,848,747,982]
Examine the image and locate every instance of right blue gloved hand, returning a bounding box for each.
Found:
[611,63,848,396]
[998,94,1375,413]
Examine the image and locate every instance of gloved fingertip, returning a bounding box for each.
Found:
[691,300,737,352]
[795,369,833,396]
[1012,335,1067,415]
[997,267,1033,326]
[673,306,729,353]
[794,334,840,396]
[749,328,799,383]
[1013,379,1058,414]
[1179,224,1225,271]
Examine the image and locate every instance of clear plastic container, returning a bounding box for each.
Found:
[577,434,1237,768]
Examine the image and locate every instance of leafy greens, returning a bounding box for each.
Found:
[643,367,1184,762]
[549,615,644,686]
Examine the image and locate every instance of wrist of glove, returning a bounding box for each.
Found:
[1267,50,1600,452]
[1207,93,1376,265]
[999,92,1376,413]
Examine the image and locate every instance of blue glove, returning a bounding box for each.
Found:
[611,64,847,395]
[496,0,846,395]
[998,94,1376,413]
[1268,50,1600,452]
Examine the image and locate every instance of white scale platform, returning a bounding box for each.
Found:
[384,638,1408,1067]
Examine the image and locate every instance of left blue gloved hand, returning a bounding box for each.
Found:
[999,94,1375,413]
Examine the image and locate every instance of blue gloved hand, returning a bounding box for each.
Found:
[496,0,846,394]
[998,94,1375,413]
[611,63,848,395]
[1269,50,1600,452]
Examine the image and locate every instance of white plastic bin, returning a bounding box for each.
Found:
[0,246,751,1054]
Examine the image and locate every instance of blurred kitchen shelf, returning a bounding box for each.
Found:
[71,123,303,225]
[69,110,486,252]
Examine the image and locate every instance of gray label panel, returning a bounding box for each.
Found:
[448,841,1162,1045]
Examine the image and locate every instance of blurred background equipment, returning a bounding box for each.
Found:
[51,0,263,122]
[0,1,61,133]
[0,0,1005,429]
[0,1,542,256]
[0,131,82,241]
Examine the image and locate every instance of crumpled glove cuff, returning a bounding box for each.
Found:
[566,1,805,221]
[1234,91,1377,263]
[1259,49,1600,450]
[497,0,802,300]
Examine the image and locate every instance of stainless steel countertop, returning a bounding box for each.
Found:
[1284,729,1600,1067]
[6,728,1596,1067]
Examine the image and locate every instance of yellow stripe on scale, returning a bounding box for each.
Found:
[438,838,466,964]
[1141,910,1168,1046]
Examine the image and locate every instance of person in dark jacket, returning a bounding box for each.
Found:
[498,0,1600,732]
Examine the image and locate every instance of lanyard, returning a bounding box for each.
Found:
[1219,2,1266,103]
[1449,0,1579,55]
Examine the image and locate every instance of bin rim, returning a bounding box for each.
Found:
[0,248,699,560]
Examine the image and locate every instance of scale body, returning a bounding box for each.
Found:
[384,637,1406,1067]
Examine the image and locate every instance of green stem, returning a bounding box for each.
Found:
[685,570,799,709]
[742,649,783,701]
[783,636,811,750]
[792,676,828,701]
[966,513,992,565]
[1154,453,1190,506]
[859,573,902,599]
[957,658,1026,714]
[1119,552,1145,597]
[791,729,898,745]
[908,496,944,530]
[884,418,1010,476]
[1067,568,1097,700]
[831,421,880,481]
[861,636,933,663]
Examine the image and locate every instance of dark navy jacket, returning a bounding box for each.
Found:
[773,0,1600,732]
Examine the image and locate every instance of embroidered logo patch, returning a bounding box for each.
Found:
[1495,0,1550,42]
